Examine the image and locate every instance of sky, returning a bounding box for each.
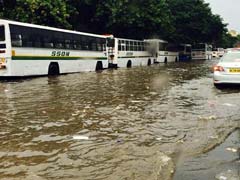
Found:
[205,0,239,32]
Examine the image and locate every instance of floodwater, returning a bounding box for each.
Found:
[174,129,240,180]
[0,60,239,180]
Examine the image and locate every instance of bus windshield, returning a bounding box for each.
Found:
[186,46,191,52]
[107,38,115,47]
[0,26,5,41]
[192,44,206,50]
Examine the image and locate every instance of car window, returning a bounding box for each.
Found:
[221,52,240,62]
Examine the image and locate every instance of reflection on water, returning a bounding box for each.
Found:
[0,60,239,179]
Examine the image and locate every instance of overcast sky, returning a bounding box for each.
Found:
[205,0,239,32]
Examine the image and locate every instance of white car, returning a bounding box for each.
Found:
[213,49,240,87]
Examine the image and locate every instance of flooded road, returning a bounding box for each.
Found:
[0,60,239,180]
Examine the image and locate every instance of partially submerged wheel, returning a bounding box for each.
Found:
[48,62,60,76]
[147,59,151,66]
[127,60,132,68]
[164,58,167,64]
[96,61,103,71]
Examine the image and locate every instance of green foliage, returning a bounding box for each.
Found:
[0,0,74,29]
[69,0,174,39]
[166,0,227,44]
[0,0,236,47]
[93,0,174,39]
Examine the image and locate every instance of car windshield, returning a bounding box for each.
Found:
[221,52,240,62]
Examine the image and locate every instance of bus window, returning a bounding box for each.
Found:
[118,44,121,51]
[43,37,54,48]
[0,26,5,41]
[33,36,42,48]
[126,41,129,51]
[76,41,82,50]
[133,41,138,51]
[11,34,23,47]
[91,42,97,51]
[64,40,70,49]
[97,43,102,51]
[130,41,134,51]
[159,43,167,51]
[22,33,33,47]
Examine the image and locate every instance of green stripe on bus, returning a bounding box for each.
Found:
[12,56,107,60]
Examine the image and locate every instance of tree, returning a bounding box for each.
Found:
[97,0,174,39]
[166,0,227,44]
[0,0,75,29]
[0,0,233,47]
[69,0,174,39]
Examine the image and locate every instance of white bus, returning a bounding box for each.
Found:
[0,19,108,77]
[192,43,212,60]
[106,37,153,68]
[144,39,179,63]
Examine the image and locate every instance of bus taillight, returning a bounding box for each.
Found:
[0,50,5,53]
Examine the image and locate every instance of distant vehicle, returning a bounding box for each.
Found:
[178,44,192,61]
[213,48,240,87]
[212,48,219,58]
[0,19,109,77]
[144,39,179,63]
[106,37,153,68]
[217,48,225,57]
[192,43,212,60]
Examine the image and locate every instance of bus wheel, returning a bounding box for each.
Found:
[164,58,167,64]
[96,61,103,71]
[48,62,60,76]
[147,59,151,66]
[175,57,178,62]
[127,60,132,68]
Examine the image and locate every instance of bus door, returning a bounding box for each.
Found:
[106,37,117,68]
[0,24,7,69]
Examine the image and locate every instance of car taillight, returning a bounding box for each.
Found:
[213,66,224,72]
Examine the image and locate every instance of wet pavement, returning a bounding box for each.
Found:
[0,59,239,180]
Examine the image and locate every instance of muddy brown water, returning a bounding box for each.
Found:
[0,60,239,180]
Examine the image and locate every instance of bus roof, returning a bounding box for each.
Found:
[144,39,168,43]
[180,43,191,46]
[115,37,144,42]
[0,19,106,38]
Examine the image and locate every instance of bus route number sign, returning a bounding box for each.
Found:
[52,51,70,57]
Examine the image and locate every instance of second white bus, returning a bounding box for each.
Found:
[107,37,153,68]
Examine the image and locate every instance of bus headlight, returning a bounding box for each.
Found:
[1,58,5,64]
[0,58,6,69]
